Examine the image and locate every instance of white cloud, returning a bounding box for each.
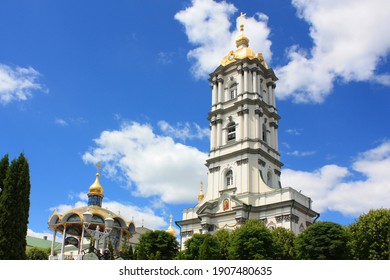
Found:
[282,141,390,216]
[0,63,45,105]
[285,128,302,136]
[27,228,55,241]
[55,118,68,126]
[82,122,208,204]
[158,120,209,141]
[175,0,272,78]
[157,52,175,65]
[276,0,390,103]
[286,150,316,157]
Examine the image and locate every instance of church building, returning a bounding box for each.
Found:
[177,13,319,249]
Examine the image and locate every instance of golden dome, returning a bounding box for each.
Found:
[88,173,104,197]
[166,214,176,236]
[198,180,205,203]
[220,12,268,69]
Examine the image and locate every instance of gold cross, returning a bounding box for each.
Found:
[96,162,102,173]
[238,12,246,28]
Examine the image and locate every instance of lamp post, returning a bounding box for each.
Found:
[79,209,114,259]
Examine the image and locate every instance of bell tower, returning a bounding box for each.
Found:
[177,13,318,249]
[205,12,282,204]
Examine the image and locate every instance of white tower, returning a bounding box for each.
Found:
[177,13,318,249]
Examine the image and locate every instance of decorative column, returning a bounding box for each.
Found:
[78,224,85,256]
[60,225,67,259]
[252,70,257,94]
[267,81,276,107]
[50,229,57,258]
[244,109,249,139]
[210,122,216,150]
[211,80,218,108]
[239,69,244,97]
[237,109,243,141]
[247,68,252,92]
[260,78,263,99]
[217,77,224,103]
[243,68,248,92]
[255,107,263,141]
[270,119,279,150]
[216,116,222,147]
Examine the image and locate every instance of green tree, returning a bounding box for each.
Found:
[348,208,390,260]
[183,233,207,260]
[117,244,134,260]
[136,230,179,260]
[0,154,9,197]
[0,154,31,260]
[296,221,350,260]
[272,227,297,260]
[229,219,277,260]
[199,233,220,260]
[214,229,231,260]
[26,247,50,260]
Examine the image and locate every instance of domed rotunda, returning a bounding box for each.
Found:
[48,169,136,260]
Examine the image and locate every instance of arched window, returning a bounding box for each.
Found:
[226,170,233,187]
[227,122,236,141]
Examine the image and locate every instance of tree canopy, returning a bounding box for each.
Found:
[229,219,277,260]
[295,221,350,260]
[136,230,179,260]
[348,208,390,260]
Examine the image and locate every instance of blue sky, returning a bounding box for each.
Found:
[1,0,390,239]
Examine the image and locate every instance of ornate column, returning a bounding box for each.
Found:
[211,80,218,108]
[78,223,85,255]
[216,116,222,147]
[243,67,249,92]
[247,68,252,92]
[252,69,257,94]
[244,109,249,139]
[239,69,244,97]
[267,81,276,107]
[270,118,279,150]
[217,77,224,103]
[60,225,67,259]
[50,229,57,257]
[260,78,263,99]
[255,107,264,141]
[210,122,216,150]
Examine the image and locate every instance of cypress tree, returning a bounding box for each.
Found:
[0,154,9,197]
[0,154,31,260]
[16,154,31,259]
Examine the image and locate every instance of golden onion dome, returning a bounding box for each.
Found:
[166,214,176,236]
[220,12,268,69]
[88,173,104,197]
[198,180,205,203]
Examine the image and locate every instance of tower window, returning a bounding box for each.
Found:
[226,170,233,187]
[229,83,237,100]
[227,122,236,141]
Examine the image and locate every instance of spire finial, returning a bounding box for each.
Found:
[198,180,205,203]
[238,12,246,32]
[96,162,102,174]
[236,12,249,48]
[166,214,176,236]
